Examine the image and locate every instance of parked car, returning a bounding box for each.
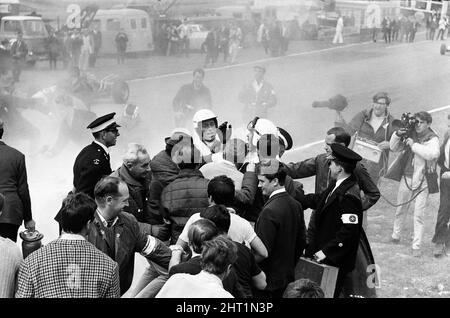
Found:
[186,23,208,51]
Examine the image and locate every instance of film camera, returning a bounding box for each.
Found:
[391,112,417,140]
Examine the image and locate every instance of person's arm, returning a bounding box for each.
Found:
[106,262,121,298]
[254,210,276,259]
[282,157,317,179]
[354,163,380,211]
[17,154,33,230]
[390,131,405,152]
[252,271,267,291]
[250,235,268,263]
[168,237,189,269]
[233,169,257,207]
[410,136,440,161]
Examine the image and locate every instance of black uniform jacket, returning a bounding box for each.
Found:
[73,142,112,198]
[0,141,32,225]
[303,174,363,274]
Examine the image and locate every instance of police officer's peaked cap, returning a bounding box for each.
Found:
[277,127,293,151]
[87,112,121,133]
[330,143,362,165]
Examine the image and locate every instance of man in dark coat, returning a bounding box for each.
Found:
[0,119,35,241]
[115,29,128,64]
[10,31,28,82]
[282,126,378,298]
[110,143,169,241]
[172,68,212,128]
[300,144,364,298]
[73,112,120,198]
[88,176,172,296]
[255,159,306,298]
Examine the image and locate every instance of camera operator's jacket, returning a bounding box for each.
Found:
[389,129,440,188]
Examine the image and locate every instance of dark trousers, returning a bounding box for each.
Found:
[12,58,22,82]
[253,287,285,298]
[117,50,126,64]
[0,223,20,242]
[432,175,450,245]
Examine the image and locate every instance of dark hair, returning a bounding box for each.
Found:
[201,204,231,234]
[415,111,432,124]
[94,176,122,203]
[256,159,286,186]
[0,128,3,139]
[283,279,325,298]
[187,219,218,254]
[332,159,356,174]
[207,176,235,206]
[60,192,97,233]
[327,127,351,147]
[201,235,237,275]
[193,68,205,77]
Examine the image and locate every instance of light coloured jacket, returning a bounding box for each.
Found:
[390,132,440,188]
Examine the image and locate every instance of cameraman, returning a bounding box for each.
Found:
[337,92,396,185]
[388,111,440,257]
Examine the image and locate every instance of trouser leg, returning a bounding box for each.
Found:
[392,177,413,240]
[412,184,428,250]
[432,177,450,244]
[0,223,20,242]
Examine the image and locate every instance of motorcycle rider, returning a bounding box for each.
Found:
[172,68,212,128]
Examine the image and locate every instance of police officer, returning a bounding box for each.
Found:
[300,143,364,298]
[73,112,120,198]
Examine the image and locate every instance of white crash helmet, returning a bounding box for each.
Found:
[193,108,218,129]
[248,118,278,147]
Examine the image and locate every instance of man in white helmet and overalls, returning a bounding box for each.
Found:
[192,109,231,164]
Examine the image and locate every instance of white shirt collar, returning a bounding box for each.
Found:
[96,209,118,228]
[331,176,349,194]
[269,187,286,199]
[60,233,85,241]
[94,140,109,154]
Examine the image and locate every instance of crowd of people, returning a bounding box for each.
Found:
[0,35,449,299]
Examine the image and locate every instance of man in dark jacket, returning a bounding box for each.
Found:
[283,126,380,232]
[73,112,120,198]
[88,176,172,296]
[115,29,128,64]
[10,31,28,82]
[255,159,306,298]
[283,126,379,298]
[0,119,35,241]
[432,114,450,257]
[161,140,258,244]
[110,143,168,241]
[172,68,212,128]
[301,144,364,298]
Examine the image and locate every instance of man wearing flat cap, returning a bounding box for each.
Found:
[238,65,277,121]
[299,143,364,298]
[73,112,121,198]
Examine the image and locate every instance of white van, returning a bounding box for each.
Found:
[91,8,153,55]
[0,16,49,64]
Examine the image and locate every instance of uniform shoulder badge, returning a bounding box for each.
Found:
[341,213,358,224]
[93,158,100,165]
